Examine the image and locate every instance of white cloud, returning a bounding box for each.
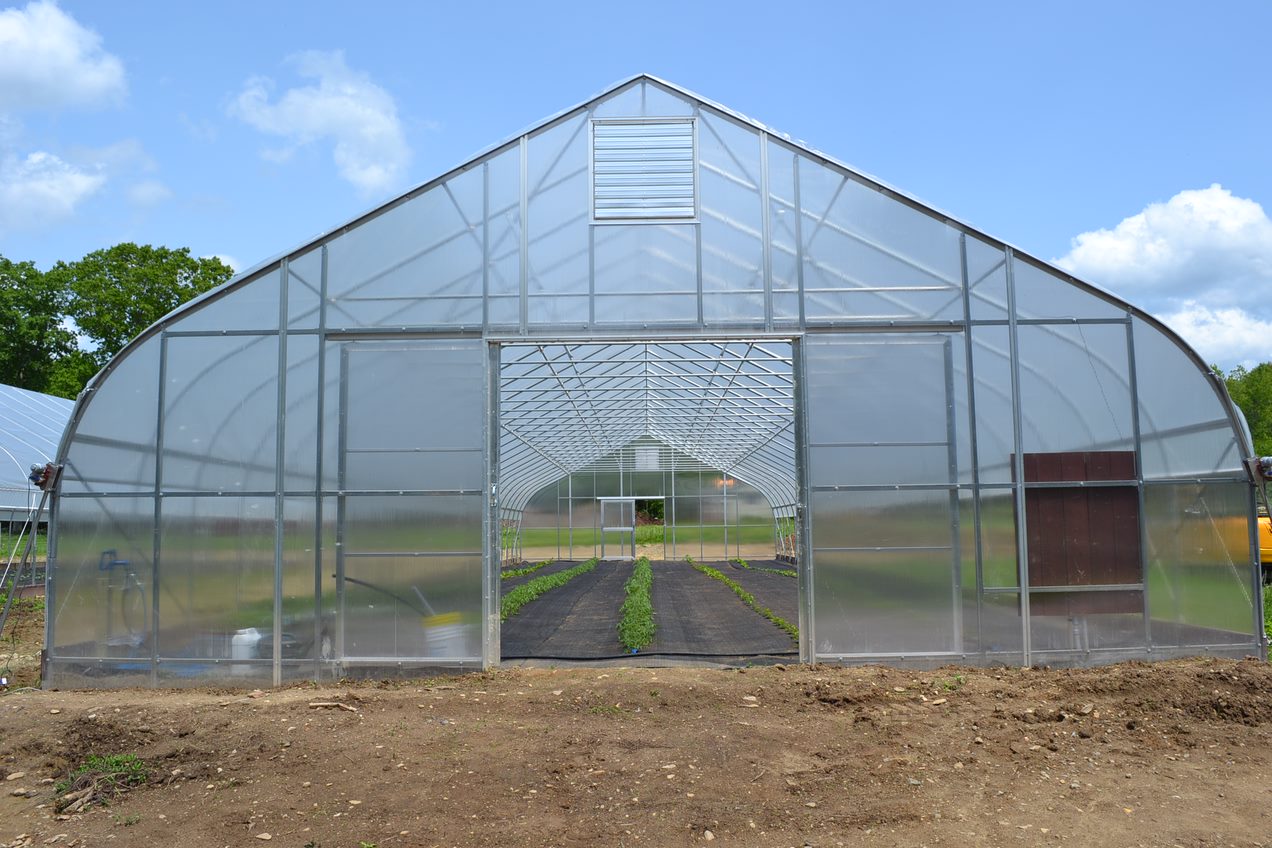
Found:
[0,149,105,231]
[0,0,126,112]
[1156,302,1272,371]
[127,179,171,207]
[1056,185,1272,368]
[228,50,410,194]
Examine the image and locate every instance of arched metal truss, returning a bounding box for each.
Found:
[499,341,796,517]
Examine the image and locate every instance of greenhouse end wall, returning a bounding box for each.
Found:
[45,75,1263,687]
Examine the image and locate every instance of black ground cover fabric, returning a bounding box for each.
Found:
[501,559,797,660]
[712,559,800,626]
[500,560,632,658]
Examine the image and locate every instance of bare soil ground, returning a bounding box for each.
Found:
[3,604,1272,848]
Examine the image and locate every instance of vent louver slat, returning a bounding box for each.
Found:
[593,120,695,219]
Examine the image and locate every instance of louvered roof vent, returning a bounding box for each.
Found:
[592,119,695,220]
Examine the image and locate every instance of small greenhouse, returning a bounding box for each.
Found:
[1,383,72,523]
[46,76,1265,686]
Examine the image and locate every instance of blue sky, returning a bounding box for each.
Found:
[2,1,1269,367]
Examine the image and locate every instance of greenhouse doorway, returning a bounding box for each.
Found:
[496,339,803,664]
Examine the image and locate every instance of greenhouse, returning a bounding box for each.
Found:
[45,75,1264,687]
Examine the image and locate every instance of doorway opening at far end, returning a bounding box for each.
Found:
[496,340,801,665]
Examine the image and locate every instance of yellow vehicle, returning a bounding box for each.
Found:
[1261,503,1272,570]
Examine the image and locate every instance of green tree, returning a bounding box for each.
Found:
[1224,364,1272,457]
[49,243,233,369]
[0,255,77,394]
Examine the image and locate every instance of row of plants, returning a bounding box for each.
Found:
[730,556,797,578]
[617,556,655,652]
[499,558,598,621]
[688,556,799,643]
[500,559,552,579]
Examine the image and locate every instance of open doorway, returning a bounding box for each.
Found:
[496,340,800,664]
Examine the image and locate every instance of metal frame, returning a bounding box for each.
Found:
[42,74,1265,687]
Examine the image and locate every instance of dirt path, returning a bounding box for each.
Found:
[6,603,1272,847]
[3,658,1272,847]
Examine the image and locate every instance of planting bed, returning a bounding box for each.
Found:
[501,559,797,661]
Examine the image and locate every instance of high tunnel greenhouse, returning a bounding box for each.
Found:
[45,75,1265,686]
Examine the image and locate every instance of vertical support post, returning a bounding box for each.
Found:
[518,135,529,335]
[1005,248,1031,666]
[721,473,728,558]
[760,131,773,332]
[943,335,963,655]
[1125,317,1153,652]
[1248,485,1267,659]
[484,341,501,668]
[568,474,574,560]
[793,155,806,330]
[335,347,349,669]
[958,234,985,657]
[272,258,289,687]
[312,244,328,680]
[669,466,676,560]
[481,161,490,330]
[792,336,815,663]
[152,334,167,686]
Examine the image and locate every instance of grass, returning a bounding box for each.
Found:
[1265,584,1271,641]
[500,558,598,621]
[55,754,149,813]
[687,556,799,643]
[730,556,797,578]
[617,556,655,652]
[500,559,551,580]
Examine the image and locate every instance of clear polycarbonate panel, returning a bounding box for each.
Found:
[279,497,326,666]
[812,489,958,655]
[698,110,764,325]
[527,113,590,322]
[798,158,962,323]
[965,235,1008,321]
[591,79,696,118]
[326,168,485,328]
[1132,317,1245,479]
[805,335,965,487]
[970,326,1016,484]
[593,224,697,324]
[486,146,521,327]
[172,268,280,333]
[978,488,1019,588]
[1145,482,1257,647]
[340,496,482,660]
[343,495,482,552]
[61,336,160,495]
[49,496,154,662]
[337,338,484,661]
[1016,323,1134,456]
[160,335,278,493]
[1030,603,1146,654]
[343,340,484,493]
[977,592,1025,662]
[768,141,799,322]
[1011,256,1123,321]
[156,497,274,662]
[282,335,320,492]
[287,247,323,330]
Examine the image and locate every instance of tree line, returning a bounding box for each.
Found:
[0,243,233,398]
[1222,364,1272,458]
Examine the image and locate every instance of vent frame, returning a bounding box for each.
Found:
[591,117,697,222]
